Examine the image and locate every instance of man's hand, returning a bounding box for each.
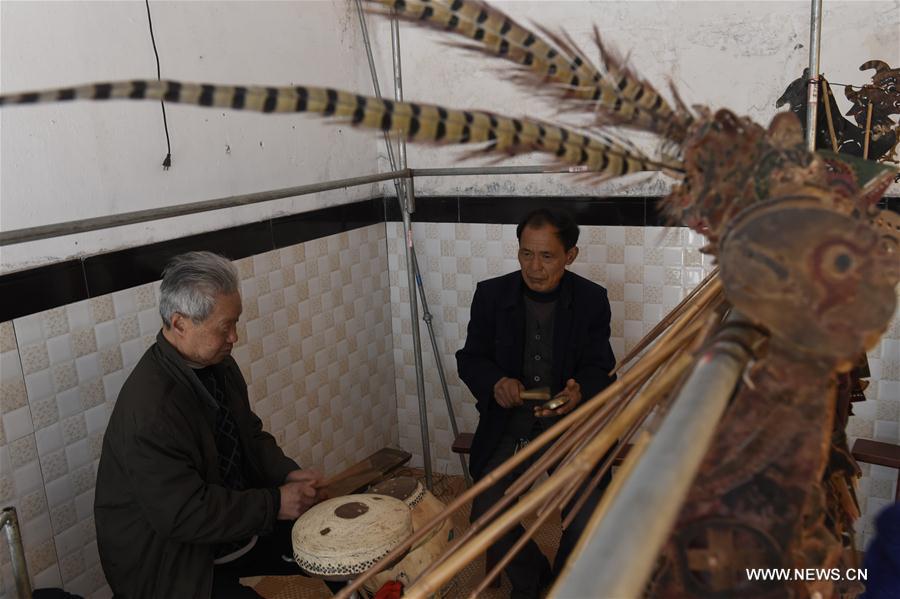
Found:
[494,377,524,409]
[278,469,326,519]
[277,481,319,520]
[285,468,323,485]
[534,378,581,418]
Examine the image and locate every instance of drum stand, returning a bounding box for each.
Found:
[355,1,472,489]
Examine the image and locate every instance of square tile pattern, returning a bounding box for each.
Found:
[1,221,897,596]
[385,222,899,552]
[0,224,396,598]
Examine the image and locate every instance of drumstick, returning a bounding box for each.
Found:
[520,387,551,401]
[317,467,378,490]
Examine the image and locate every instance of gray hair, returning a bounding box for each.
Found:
[159,251,239,327]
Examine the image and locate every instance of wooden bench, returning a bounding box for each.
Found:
[851,438,900,501]
[321,447,412,498]
[452,432,475,455]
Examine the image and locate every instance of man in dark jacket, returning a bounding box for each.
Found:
[456,209,617,599]
[95,251,334,599]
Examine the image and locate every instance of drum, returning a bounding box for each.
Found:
[291,494,412,581]
[363,477,456,593]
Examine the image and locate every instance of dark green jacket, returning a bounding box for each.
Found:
[95,331,297,598]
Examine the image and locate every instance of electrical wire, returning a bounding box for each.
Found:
[144,0,172,169]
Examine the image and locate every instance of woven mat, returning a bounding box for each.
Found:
[253,470,561,598]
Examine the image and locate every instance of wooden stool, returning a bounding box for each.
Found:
[452,432,474,455]
[851,438,900,501]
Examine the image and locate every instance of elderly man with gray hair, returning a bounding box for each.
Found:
[94,251,337,599]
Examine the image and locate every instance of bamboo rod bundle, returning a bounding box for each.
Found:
[468,478,571,599]
[335,278,725,599]
[444,309,716,579]
[550,312,767,598]
[559,402,650,528]
[403,351,698,599]
[558,324,711,530]
[467,421,646,599]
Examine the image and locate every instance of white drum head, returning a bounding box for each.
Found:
[291,494,412,579]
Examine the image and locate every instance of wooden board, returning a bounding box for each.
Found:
[321,447,412,498]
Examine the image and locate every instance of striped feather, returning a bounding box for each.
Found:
[0,79,684,178]
[366,0,685,137]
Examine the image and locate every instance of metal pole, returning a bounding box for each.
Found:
[0,169,408,246]
[805,0,824,151]
[354,1,470,486]
[353,0,407,203]
[387,11,433,490]
[411,165,589,177]
[2,507,32,599]
[551,315,767,599]
[411,232,473,486]
[0,163,602,247]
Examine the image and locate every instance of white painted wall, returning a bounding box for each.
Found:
[381,0,900,196]
[1,1,898,274]
[1,0,390,273]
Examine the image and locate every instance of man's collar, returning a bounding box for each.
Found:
[499,270,574,309]
[155,330,221,408]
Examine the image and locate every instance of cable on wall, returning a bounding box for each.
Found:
[144,0,172,169]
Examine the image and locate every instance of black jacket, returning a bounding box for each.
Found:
[456,270,616,479]
[94,332,298,598]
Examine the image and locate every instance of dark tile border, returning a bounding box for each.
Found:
[0,260,88,321]
[85,221,274,297]
[389,195,899,226]
[2,194,897,322]
[385,196,663,226]
[0,198,384,322]
[272,199,384,248]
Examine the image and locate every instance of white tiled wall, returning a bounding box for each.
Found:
[851,315,900,550]
[0,224,396,598]
[386,221,899,551]
[1,217,897,596]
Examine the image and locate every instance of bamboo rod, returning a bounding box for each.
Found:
[503,393,621,500]
[408,387,627,585]
[535,401,628,520]
[468,481,575,599]
[558,410,646,528]
[337,308,712,598]
[404,352,696,599]
[538,307,710,524]
[559,320,709,530]
[336,359,650,597]
[863,102,874,159]
[508,308,713,504]
[571,430,652,536]
[820,78,840,152]
[550,388,635,480]
[550,315,766,599]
